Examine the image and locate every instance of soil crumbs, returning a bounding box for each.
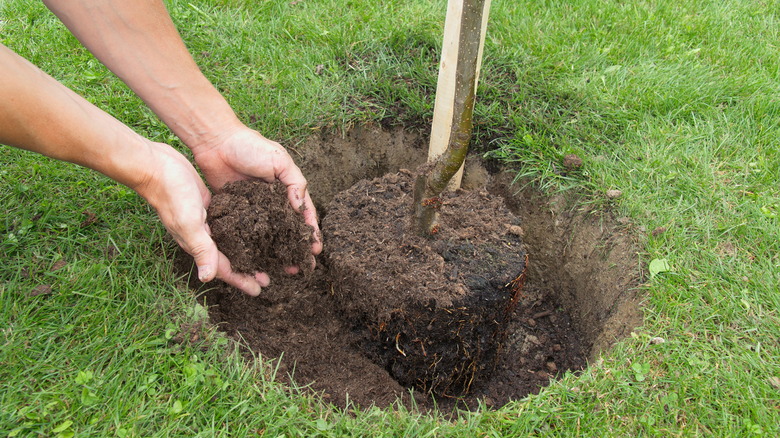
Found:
[195,172,589,412]
[208,180,314,276]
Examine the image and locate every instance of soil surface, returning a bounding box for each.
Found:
[179,125,642,412]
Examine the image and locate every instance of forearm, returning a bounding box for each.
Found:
[42,0,242,153]
[0,44,153,192]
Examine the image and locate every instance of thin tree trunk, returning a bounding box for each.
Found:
[414,0,489,235]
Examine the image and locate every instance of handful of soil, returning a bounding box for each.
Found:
[207,180,314,278]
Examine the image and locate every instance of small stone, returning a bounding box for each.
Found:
[546,361,558,372]
[606,189,623,199]
[552,344,563,352]
[507,225,525,237]
[527,318,537,327]
[563,154,583,170]
[526,335,541,345]
[650,336,666,345]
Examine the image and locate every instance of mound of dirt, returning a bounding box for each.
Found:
[324,170,527,396]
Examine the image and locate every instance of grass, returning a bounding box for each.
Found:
[2,0,779,436]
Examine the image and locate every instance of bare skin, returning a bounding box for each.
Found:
[0,0,322,296]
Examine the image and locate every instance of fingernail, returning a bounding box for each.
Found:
[198,265,213,282]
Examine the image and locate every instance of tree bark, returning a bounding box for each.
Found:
[414,0,489,235]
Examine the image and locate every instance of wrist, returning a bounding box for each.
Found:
[97,134,160,196]
[128,140,194,210]
[154,84,244,154]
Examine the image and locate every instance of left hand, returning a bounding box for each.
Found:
[136,140,270,296]
[190,126,323,272]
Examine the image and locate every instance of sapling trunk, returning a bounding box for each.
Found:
[414,0,489,236]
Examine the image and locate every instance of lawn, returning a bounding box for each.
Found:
[1,0,779,436]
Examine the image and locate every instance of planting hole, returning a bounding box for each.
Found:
[178,125,642,411]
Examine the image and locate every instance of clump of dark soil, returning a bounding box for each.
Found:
[179,125,642,412]
[324,170,526,397]
[207,180,314,276]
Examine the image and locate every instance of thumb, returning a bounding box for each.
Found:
[186,227,220,283]
[185,223,265,296]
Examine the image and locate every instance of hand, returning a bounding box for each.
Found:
[189,126,323,272]
[136,141,270,296]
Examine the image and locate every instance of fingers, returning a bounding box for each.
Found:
[301,191,323,256]
[285,183,323,257]
[193,127,323,267]
[179,213,266,297]
[143,141,269,297]
[180,221,219,284]
[254,271,271,286]
[273,147,322,257]
[214,251,267,296]
[275,150,322,261]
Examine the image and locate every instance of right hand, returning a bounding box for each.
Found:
[189,126,322,272]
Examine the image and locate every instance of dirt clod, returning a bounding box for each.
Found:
[30,285,52,296]
[507,224,525,237]
[563,154,583,170]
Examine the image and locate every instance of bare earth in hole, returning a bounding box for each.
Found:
[180,124,642,411]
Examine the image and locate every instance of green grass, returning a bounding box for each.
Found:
[2,0,779,436]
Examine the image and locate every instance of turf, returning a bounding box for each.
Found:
[2,0,779,436]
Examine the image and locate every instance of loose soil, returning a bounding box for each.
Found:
[207,180,314,276]
[179,124,643,412]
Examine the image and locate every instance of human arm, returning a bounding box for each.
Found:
[0,44,266,295]
[41,0,322,265]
